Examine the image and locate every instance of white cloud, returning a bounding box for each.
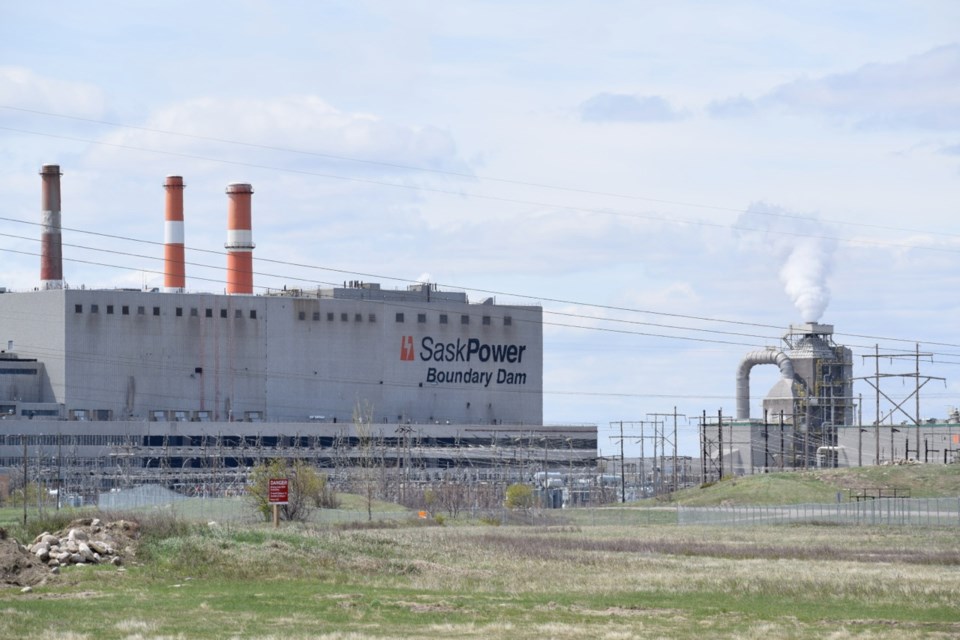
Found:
[87,96,468,176]
[579,93,686,123]
[0,67,104,118]
[715,44,960,131]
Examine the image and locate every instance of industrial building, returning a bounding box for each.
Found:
[0,165,597,498]
[709,323,958,475]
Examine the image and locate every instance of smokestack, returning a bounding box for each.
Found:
[225,183,254,295]
[163,176,186,293]
[39,164,63,290]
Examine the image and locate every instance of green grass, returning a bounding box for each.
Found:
[1,520,958,638]
[658,464,960,507]
[2,467,959,637]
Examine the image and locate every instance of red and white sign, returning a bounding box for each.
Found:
[400,335,415,361]
[268,478,289,504]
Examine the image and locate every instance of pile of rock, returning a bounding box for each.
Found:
[27,518,130,569]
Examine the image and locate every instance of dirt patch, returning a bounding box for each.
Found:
[0,537,51,587]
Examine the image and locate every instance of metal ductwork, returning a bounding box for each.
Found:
[736,349,795,420]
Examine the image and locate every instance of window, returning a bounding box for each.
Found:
[137,306,145,315]
[340,313,348,322]
[298,311,306,321]
[327,312,334,321]
[205,308,213,318]
[439,314,448,324]
[175,307,183,317]
[122,306,129,315]
[190,308,198,317]
[312,311,320,321]
[354,313,362,322]
[461,315,469,325]
[153,306,160,316]
[91,304,99,313]
[482,315,491,326]
[395,313,404,323]
[250,310,257,319]
[106,305,114,315]
[74,304,82,313]
[504,316,512,326]
[235,309,242,318]
[417,313,426,324]
[220,309,227,318]
[368,313,376,322]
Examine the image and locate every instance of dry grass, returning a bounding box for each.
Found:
[4,519,959,638]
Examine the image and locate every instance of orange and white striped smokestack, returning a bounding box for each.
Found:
[225,183,255,294]
[163,176,186,293]
[39,164,63,290]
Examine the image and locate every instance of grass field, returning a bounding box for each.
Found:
[1,466,958,638]
[1,514,958,638]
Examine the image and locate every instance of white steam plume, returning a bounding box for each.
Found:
[736,202,837,322]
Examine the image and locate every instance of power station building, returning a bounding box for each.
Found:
[0,166,597,495]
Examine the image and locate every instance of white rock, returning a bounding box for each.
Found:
[20,586,31,594]
[78,542,95,563]
[68,528,88,543]
[41,534,58,546]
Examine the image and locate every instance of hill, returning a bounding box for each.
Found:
[665,464,960,506]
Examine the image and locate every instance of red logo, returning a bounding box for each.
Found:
[400,336,415,361]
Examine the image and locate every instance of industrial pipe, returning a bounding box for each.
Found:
[736,349,795,420]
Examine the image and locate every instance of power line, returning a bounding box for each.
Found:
[2,213,959,353]
[4,104,958,240]
[4,125,960,261]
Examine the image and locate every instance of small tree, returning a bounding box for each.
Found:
[248,459,332,522]
[504,483,534,510]
[353,401,376,522]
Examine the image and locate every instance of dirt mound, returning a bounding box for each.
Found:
[0,535,51,588]
[0,518,142,589]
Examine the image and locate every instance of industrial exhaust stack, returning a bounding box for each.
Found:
[39,164,63,290]
[225,183,255,294]
[163,176,186,293]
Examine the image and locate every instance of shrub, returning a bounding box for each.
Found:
[248,459,334,522]
[504,483,534,510]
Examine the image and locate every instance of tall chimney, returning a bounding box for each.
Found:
[225,183,254,294]
[163,176,186,293]
[39,164,63,290]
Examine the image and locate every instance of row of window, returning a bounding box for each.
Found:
[297,312,514,326]
[73,304,513,326]
[75,304,258,319]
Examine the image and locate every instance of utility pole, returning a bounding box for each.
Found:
[608,421,627,504]
[858,344,940,464]
[717,409,724,480]
[646,410,685,494]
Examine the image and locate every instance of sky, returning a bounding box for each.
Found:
[1,1,959,457]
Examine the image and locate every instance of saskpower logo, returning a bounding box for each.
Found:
[399,336,528,387]
[400,336,415,361]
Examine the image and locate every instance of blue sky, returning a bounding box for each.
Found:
[2,1,959,456]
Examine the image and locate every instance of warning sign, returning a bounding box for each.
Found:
[268,478,289,505]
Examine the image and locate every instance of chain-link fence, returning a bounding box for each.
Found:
[677,498,960,527]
